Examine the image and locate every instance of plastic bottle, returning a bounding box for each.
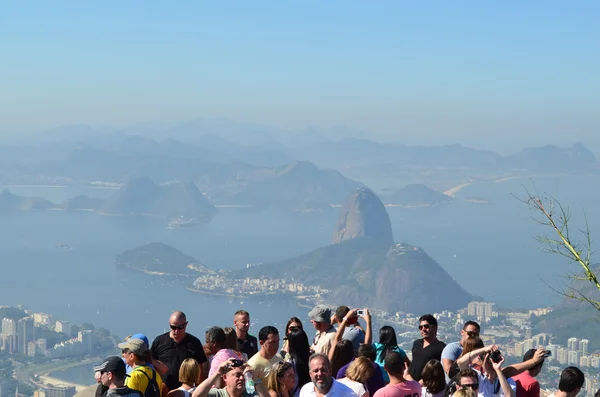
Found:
[244,372,255,393]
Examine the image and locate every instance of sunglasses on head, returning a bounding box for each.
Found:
[170,322,187,330]
[418,324,432,330]
[460,383,479,390]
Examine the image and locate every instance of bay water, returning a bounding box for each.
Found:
[1,176,598,385]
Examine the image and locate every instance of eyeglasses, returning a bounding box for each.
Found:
[170,322,188,330]
[459,383,479,390]
[418,324,432,330]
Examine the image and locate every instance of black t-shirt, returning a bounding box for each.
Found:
[236,334,258,359]
[151,332,207,390]
[408,338,446,381]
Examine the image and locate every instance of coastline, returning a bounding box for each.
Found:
[27,359,97,392]
[38,374,90,391]
[443,182,473,197]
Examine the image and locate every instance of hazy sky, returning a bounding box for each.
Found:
[1,1,598,148]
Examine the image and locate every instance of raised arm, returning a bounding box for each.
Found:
[192,360,232,397]
[364,309,372,345]
[492,355,515,397]
[501,347,546,379]
[328,321,346,362]
[456,345,494,370]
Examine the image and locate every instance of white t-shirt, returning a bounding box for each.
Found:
[337,378,367,397]
[300,379,356,397]
[421,386,444,397]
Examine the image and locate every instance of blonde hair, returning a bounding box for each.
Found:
[346,357,373,384]
[266,361,294,395]
[454,389,477,397]
[179,358,200,385]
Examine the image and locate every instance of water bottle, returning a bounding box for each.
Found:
[244,372,255,394]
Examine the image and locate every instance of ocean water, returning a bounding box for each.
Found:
[1,176,599,385]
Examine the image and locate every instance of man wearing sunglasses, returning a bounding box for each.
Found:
[151,311,208,390]
[94,356,143,397]
[407,314,446,381]
[454,368,480,395]
[442,321,480,378]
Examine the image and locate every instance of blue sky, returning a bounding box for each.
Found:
[1,1,598,149]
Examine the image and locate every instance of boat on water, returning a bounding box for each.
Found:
[167,217,198,229]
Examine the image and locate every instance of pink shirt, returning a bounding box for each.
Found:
[373,381,422,397]
[209,349,244,377]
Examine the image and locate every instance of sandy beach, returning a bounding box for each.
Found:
[443,182,473,197]
[38,374,89,391]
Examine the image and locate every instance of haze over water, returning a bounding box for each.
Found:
[1,175,598,340]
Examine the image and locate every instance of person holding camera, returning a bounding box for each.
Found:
[455,345,545,397]
[192,358,267,397]
[332,306,366,352]
[456,345,547,381]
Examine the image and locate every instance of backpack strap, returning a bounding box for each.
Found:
[132,367,157,390]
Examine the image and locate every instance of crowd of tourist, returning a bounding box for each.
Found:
[92,306,589,397]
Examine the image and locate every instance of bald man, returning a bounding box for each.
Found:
[151,311,208,390]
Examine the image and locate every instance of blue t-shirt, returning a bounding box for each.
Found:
[441,341,462,361]
[372,342,407,383]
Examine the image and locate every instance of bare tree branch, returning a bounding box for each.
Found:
[517,185,599,311]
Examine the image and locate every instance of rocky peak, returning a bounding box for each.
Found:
[332,187,394,245]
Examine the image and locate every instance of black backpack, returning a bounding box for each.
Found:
[133,367,161,397]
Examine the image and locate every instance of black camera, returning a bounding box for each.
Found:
[231,359,244,367]
[490,350,502,363]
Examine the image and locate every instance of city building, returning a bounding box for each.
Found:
[568,350,580,365]
[2,318,17,336]
[467,301,495,322]
[2,335,18,354]
[17,317,34,354]
[45,386,76,397]
[558,347,569,365]
[580,339,589,356]
[568,337,578,351]
[78,330,92,354]
[55,320,71,337]
[33,313,54,326]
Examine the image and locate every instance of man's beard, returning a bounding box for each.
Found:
[313,377,332,393]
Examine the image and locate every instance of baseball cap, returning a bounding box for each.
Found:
[118,338,149,356]
[308,305,331,323]
[130,333,149,347]
[94,356,126,376]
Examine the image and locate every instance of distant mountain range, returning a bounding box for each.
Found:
[1,123,598,214]
[0,177,218,221]
[381,184,453,207]
[0,190,55,212]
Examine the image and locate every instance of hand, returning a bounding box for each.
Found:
[344,309,359,321]
[218,359,234,375]
[243,365,255,378]
[403,362,410,379]
[533,347,546,364]
[363,309,371,321]
[486,344,498,353]
[492,354,505,372]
